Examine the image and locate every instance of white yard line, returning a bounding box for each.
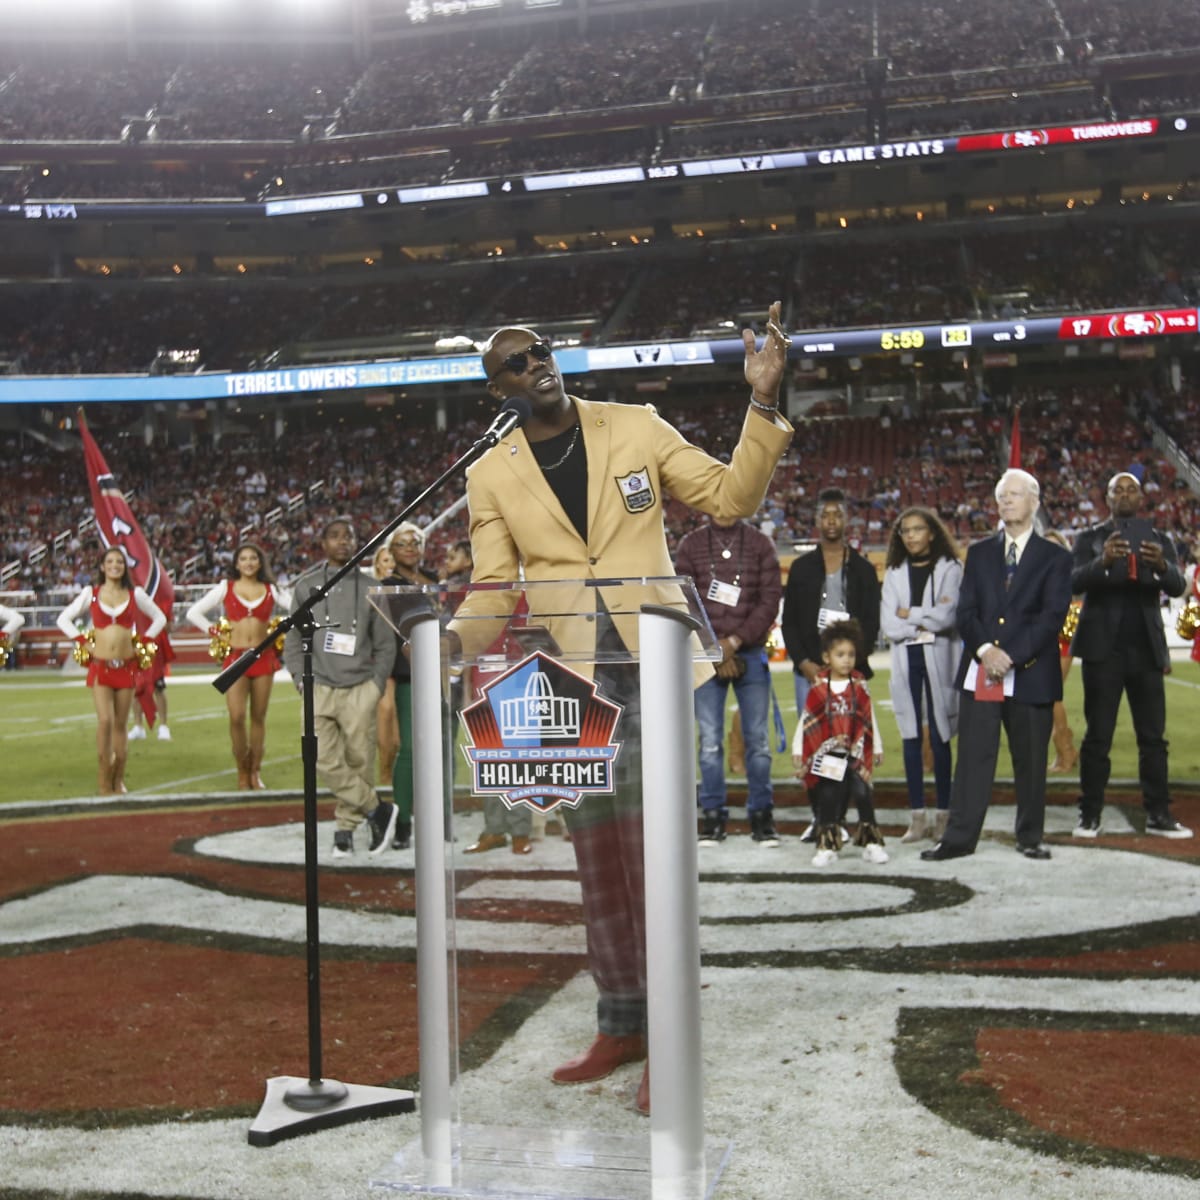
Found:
[128,753,297,795]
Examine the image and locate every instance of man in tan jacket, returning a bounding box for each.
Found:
[457,304,793,1113]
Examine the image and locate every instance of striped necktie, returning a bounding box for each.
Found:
[1005,540,1017,590]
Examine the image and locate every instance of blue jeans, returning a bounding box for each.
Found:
[695,648,773,815]
[793,671,811,722]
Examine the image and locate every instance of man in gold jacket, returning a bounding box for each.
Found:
[457,303,793,1114]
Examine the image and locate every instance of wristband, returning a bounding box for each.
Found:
[749,394,778,414]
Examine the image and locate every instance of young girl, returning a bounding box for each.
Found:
[792,619,888,866]
[57,546,167,795]
[186,542,291,789]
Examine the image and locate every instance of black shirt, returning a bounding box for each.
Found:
[531,422,587,541]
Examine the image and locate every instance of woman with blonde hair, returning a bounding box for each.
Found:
[57,546,167,794]
[186,542,291,789]
[370,542,400,783]
[382,522,438,848]
[880,507,963,842]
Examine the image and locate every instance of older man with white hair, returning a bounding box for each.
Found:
[922,469,1073,862]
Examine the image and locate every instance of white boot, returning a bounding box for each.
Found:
[900,809,931,843]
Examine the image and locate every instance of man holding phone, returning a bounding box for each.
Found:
[1070,471,1192,838]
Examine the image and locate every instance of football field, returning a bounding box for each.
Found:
[5,656,1200,804]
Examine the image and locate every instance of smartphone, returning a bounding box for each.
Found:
[511,625,562,655]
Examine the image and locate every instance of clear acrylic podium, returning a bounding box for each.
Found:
[368,578,728,1200]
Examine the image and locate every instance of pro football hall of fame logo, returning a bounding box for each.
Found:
[460,653,623,815]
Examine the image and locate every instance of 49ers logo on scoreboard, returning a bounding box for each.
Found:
[1057,308,1198,340]
[1001,129,1050,149]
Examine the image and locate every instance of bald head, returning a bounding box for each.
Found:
[480,326,541,380]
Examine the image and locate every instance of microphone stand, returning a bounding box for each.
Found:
[238,401,526,1147]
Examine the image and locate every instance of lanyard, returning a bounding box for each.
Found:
[707,524,744,585]
[321,563,359,636]
[820,546,848,605]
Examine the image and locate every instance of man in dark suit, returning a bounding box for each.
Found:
[922,469,1072,862]
[1070,471,1192,838]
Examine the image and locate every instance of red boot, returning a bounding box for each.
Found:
[551,1033,646,1084]
[635,1064,650,1115]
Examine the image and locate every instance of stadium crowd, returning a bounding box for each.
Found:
[5,384,1199,628]
[0,0,1196,209]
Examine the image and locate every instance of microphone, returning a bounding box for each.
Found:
[482,396,531,445]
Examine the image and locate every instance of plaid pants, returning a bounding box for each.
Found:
[563,661,646,1035]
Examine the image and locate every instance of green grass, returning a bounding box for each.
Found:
[2,668,305,803]
[5,658,1200,804]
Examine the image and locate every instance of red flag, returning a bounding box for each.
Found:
[78,410,175,723]
[1008,405,1022,469]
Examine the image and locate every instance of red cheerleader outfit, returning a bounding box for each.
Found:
[88,593,139,688]
[186,581,286,677]
[1191,572,1200,666]
[56,586,165,689]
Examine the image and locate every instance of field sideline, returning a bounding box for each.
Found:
[6,654,1200,804]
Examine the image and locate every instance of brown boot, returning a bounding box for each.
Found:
[110,752,127,795]
[97,756,114,796]
[464,832,507,854]
[1048,703,1078,773]
[249,749,266,790]
[236,750,252,790]
[552,1034,647,1084]
[933,809,949,841]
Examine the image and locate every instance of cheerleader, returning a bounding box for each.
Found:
[1043,530,1080,774]
[186,542,291,790]
[0,602,25,669]
[57,547,166,795]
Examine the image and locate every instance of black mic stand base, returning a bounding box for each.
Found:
[248,1076,415,1147]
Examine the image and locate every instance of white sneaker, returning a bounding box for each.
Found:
[812,848,838,867]
[127,726,147,741]
[156,724,171,741]
[861,842,889,865]
[1072,817,1100,839]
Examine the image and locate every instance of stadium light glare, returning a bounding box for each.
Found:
[6,0,123,15]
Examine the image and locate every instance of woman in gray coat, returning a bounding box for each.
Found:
[880,508,963,843]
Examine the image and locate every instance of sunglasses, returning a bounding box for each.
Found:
[488,340,552,383]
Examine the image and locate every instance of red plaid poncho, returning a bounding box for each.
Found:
[793,670,876,788]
